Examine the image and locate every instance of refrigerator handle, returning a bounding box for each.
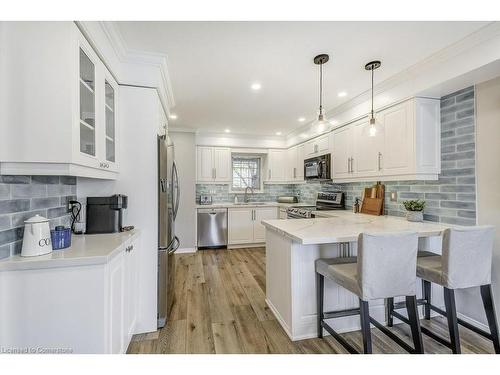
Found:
[173,161,180,220]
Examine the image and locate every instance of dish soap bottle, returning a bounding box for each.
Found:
[234,195,238,204]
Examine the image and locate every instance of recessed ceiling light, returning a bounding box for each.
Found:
[169,114,178,120]
[251,83,261,91]
[298,117,306,122]
[275,131,282,136]
[224,129,230,133]
[338,91,347,97]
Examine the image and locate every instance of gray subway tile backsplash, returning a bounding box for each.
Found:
[0,175,76,259]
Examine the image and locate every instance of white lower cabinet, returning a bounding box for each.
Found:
[228,207,278,245]
[0,234,140,354]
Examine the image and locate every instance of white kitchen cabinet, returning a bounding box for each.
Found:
[286,144,305,182]
[265,149,287,182]
[379,100,415,176]
[333,125,354,179]
[332,98,440,182]
[0,232,141,354]
[228,206,278,245]
[0,22,119,179]
[108,252,125,353]
[353,118,384,177]
[123,239,138,344]
[228,207,255,244]
[304,134,330,158]
[196,146,231,183]
[253,207,279,242]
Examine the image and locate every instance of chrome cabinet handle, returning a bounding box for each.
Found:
[293,167,296,179]
[347,158,350,173]
[214,168,217,179]
[125,245,133,252]
[100,161,110,169]
[350,157,354,173]
[378,152,382,171]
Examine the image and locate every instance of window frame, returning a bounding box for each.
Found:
[229,154,264,194]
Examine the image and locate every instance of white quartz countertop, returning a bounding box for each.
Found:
[0,230,139,271]
[196,202,311,209]
[262,211,455,245]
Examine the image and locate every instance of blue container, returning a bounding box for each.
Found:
[50,226,72,250]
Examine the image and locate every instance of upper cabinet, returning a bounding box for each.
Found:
[286,144,305,182]
[0,22,119,179]
[332,98,440,182]
[304,134,330,158]
[265,149,287,183]
[196,146,231,183]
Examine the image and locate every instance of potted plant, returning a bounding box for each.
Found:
[402,200,425,222]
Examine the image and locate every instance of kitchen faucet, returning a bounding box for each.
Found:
[244,186,254,203]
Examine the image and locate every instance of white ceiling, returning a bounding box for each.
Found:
[116,21,488,136]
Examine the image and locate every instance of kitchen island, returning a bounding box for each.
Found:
[261,212,453,341]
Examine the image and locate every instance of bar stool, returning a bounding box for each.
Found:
[387,226,500,354]
[315,232,424,354]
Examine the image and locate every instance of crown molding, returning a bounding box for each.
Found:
[77,21,175,114]
[286,21,500,143]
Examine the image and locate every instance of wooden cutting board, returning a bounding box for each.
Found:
[360,197,384,215]
[361,182,385,215]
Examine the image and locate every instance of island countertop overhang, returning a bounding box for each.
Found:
[261,211,455,245]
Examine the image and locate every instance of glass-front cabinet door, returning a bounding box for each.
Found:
[103,71,119,171]
[79,47,96,157]
[76,35,119,174]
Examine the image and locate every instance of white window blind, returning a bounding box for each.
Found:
[232,156,261,191]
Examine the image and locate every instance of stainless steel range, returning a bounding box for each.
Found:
[286,192,345,219]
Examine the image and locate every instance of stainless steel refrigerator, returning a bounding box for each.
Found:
[157,135,180,328]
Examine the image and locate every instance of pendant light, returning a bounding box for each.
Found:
[312,54,330,133]
[365,60,382,137]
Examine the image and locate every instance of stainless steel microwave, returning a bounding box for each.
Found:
[304,154,331,180]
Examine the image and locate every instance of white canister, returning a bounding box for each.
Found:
[21,214,53,257]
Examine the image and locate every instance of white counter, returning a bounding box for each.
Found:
[0,230,139,271]
[262,211,454,245]
[196,202,312,209]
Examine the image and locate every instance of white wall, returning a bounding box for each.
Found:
[474,76,500,324]
[170,131,197,251]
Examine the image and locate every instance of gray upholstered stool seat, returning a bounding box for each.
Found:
[315,257,360,297]
[315,232,424,354]
[416,254,442,285]
[387,226,500,354]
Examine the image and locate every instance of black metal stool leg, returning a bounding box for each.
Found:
[406,295,424,353]
[422,280,431,320]
[480,284,500,354]
[317,273,324,338]
[359,299,372,354]
[386,297,394,327]
[443,287,461,354]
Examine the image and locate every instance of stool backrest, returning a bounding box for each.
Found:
[357,232,418,300]
[442,226,495,289]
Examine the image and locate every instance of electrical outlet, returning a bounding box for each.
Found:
[390,191,397,201]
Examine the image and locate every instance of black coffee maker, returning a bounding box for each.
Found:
[85,195,128,234]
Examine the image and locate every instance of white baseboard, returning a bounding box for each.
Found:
[457,312,490,332]
[175,247,197,254]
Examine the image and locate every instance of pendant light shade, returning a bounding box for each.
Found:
[312,54,330,134]
[365,60,382,137]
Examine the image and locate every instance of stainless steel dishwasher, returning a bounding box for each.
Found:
[197,208,228,249]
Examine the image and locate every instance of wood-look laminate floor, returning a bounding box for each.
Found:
[127,247,495,354]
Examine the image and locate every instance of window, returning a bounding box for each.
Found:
[232,156,261,191]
